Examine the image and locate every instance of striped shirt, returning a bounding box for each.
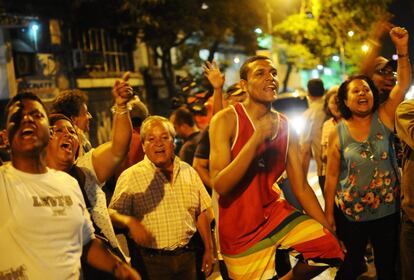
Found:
[110,156,211,250]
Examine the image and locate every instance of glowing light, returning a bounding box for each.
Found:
[292,90,299,97]
[392,54,398,60]
[199,49,209,60]
[332,55,340,62]
[233,56,240,64]
[324,68,333,75]
[292,115,305,135]
[255,28,263,34]
[311,69,319,78]
[348,30,354,37]
[29,22,40,51]
[31,24,39,32]
[361,44,369,53]
[201,3,209,10]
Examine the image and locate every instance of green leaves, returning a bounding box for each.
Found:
[273,0,392,71]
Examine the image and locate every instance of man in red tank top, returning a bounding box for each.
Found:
[209,55,343,280]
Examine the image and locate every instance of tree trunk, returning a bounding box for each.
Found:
[159,47,176,99]
[282,62,292,92]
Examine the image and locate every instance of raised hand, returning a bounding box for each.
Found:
[203,60,225,90]
[390,26,409,49]
[113,72,134,107]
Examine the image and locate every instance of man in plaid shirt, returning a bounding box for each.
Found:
[110,116,214,280]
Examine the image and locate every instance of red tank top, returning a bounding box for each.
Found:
[219,103,289,254]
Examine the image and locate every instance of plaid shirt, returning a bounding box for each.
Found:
[110,156,211,250]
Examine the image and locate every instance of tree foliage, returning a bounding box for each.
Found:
[119,0,264,97]
[273,0,393,72]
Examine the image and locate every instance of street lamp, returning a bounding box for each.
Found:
[30,22,39,51]
[255,28,263,35]
[361,44,369,53]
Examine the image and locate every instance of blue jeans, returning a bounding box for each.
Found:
[401,211,414,280]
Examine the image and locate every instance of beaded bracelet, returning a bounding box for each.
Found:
[111,104,131,115]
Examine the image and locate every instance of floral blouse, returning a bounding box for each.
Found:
[336,111,400,222]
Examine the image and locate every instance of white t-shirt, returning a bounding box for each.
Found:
[0,163,94,280]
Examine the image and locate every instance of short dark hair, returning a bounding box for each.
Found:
[170,107,195,127]
[307,79,325,97]
[4,92,47,127]
[337,75,380,120]
[240,55,271,81]
[51,89,88,118]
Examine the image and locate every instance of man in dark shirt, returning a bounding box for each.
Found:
[170,107,201,165]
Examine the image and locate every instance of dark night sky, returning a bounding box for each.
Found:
[383,0,414,61]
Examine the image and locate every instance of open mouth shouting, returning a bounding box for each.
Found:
[60,140,74,154]
[21,127,36,139]
[357,98,369,105]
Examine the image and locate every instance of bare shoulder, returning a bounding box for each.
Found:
[210,106,237,130]
[209,106,237,147]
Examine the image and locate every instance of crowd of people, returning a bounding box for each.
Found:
[0,24,412,280]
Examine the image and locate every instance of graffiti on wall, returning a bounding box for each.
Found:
[15,53,61,100]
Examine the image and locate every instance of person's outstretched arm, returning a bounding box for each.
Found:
[360,20,393,76]
[286,126,333,231]
[381,27,411,128]
[323,129,342,231]
[196,209,214,277]
[203,60,225,114]
[91,72,134,183]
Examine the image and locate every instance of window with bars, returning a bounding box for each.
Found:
[69,28,133,73]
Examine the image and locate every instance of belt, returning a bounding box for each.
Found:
[139,245,193,256]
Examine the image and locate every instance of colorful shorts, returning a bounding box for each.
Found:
[222,211,343,280]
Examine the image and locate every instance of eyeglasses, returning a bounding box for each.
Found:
[375,68,396,77]
[50,125,78,138]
